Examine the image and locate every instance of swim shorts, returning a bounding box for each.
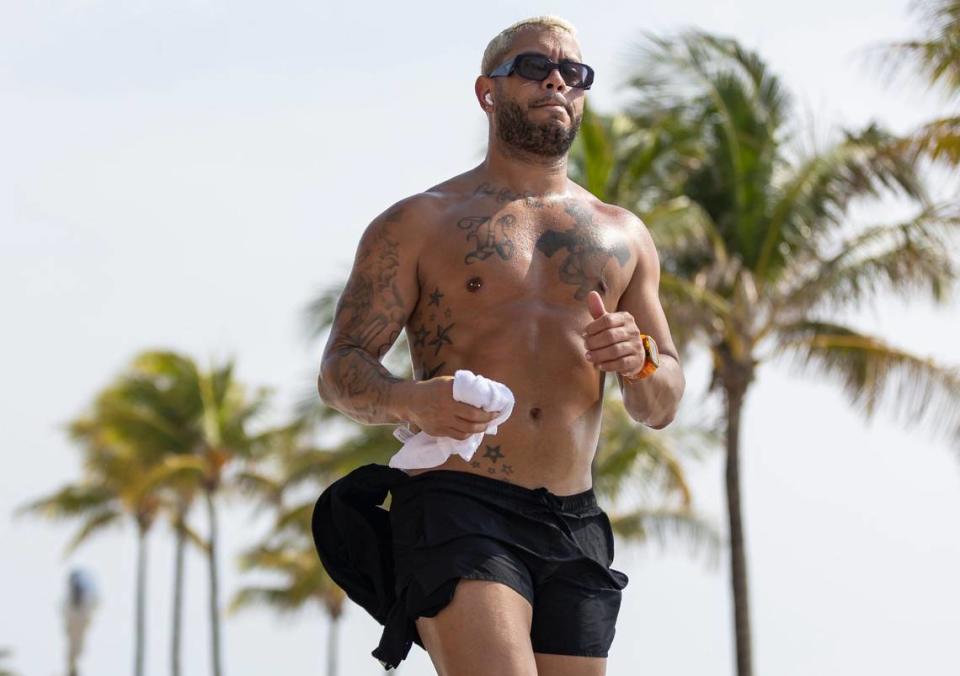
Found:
[311,463,629,671]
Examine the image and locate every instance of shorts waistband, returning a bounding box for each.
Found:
[396,469,598,512]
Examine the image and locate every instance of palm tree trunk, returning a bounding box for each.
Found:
[724,380,753,676]
[134,526,148,676]
[326,615,338,676]
[205,489,223,676]
[171,506,187,676]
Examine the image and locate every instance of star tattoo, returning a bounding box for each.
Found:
[483,445,504,463]
[428,322,454,355]
[412,325,429,347]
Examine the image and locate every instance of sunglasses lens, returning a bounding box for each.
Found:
[517,55,552,80]
[515,55,592,88]
[559,63,588,88]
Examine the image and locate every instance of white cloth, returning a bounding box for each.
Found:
[388,369,515,470]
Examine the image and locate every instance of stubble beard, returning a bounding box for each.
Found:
[494,99,582,158]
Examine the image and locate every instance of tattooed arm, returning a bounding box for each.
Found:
[317,196,428,425]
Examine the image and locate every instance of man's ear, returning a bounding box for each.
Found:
[475,76,494,111]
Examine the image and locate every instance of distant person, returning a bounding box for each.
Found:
[313,14,685,676]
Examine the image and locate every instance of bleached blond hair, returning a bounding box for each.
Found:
[481,16,579,76]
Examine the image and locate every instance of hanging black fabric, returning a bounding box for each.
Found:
[311,462,415,669]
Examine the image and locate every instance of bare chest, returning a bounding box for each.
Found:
[415,199,636,313]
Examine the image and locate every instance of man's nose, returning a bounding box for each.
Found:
[542,66,567,91]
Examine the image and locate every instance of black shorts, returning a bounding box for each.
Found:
[312,463,629,671]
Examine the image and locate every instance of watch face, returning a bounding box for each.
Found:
[644,335,660,367]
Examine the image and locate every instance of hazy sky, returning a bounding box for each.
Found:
[2,1,959,675]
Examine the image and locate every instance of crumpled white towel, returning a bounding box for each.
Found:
[388,369,515,470]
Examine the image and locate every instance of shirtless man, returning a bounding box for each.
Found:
[316,15,684,676]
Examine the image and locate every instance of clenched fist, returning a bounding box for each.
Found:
[405,376,500,441]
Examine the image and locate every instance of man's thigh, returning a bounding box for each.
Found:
[415,578,538,676]
[534,652,607,676]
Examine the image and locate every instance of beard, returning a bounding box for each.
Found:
[494,98,582,158]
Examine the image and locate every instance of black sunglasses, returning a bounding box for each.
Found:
[487,52,594,90]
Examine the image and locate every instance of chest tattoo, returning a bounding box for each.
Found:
[457,214,517,264]
[535,202,631,300]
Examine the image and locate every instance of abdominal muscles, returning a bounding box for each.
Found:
[404,297,604,492]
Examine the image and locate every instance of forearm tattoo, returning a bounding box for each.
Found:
[321,207,409,425]
[324,347,404,424]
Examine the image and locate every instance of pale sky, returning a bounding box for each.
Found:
[2,1,959,675]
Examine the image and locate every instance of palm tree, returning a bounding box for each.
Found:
[18,384,166,676]
[97,351,210,676]
[570,29,960,676]
[22,349,274,676]
[223,405,356,676]
[128,350,275,676]
[167,489,205,676]
[862,0,960,168]
[229,498,348,676]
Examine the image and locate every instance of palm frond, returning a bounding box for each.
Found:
[16,484,114,519]
[656,271,733,356]
[757,122,930,281]
[862,0,960,99]
[273,501,314,535]
[137,455,206,496]
[899,115,960,165]
[622,29,754,210]
[228,587,305,616]
[235,468,282,498]
[643,195,729,266]
[178,519,210,554]
[229,544,329,616]
[608,506,722,565]
[771,200,960,325]
[63,509,124,556]
[772,320,960,450]
[595,397,718,506]
[573,101,615,199]
[269,447,340,489]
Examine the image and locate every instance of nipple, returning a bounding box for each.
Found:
[466,276,483,292]
[530,407,542,420]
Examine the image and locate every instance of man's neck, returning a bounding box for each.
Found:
[478,140,570,197]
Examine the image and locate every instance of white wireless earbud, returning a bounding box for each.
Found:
[484,93,494,105]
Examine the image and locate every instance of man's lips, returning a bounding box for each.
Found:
[533,101,568,115]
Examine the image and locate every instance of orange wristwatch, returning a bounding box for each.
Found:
[623,334,660,382]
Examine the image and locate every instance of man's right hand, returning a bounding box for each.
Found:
[405,377,502,441]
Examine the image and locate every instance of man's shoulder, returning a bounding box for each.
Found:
[569,187,655,266]
[570,184,646,230]
[368,191,451,236]
[374,171,479,225]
